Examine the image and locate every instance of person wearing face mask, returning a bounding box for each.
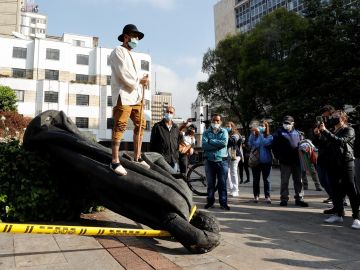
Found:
[272,115,309,207]
[150,106,181,172]
[248,120,273,203]
[313,105,336,204]
[202,114,230,210]
[109,24,150,176]
[225,121,243,197]
[317,110,360,229]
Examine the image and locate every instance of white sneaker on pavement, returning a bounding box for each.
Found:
[110,163,127,176]
[231,191,239,197]
[324,215,343,224]
[351,219,360,230]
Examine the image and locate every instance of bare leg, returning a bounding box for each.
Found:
[133,133,143,161]
[112,141,121,164]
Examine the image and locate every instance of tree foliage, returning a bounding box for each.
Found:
[0,85,17,112]
[198,0,360,131]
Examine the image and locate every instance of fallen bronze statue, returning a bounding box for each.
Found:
[22,110,220,254]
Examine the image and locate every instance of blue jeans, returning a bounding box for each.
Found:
[205,159,229,206]
[252,163,272,198]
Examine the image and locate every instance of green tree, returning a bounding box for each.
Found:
[301,0,360,109]
[0,85,17,112]
[240,8,309,125]
[197,34,256,129]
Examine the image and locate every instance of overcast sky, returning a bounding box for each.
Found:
[34,0,218,119]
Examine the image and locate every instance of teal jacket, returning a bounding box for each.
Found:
[202,127,229,162]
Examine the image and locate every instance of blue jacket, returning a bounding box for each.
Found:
[272,127,301,165]
[202,127,229,162]
[248,133,273,164]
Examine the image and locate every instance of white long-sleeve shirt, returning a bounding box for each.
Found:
[109,46,142,106]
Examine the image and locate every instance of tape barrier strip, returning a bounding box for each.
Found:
[0,205,199,237]
[0,223,171,237]
[189,205,197,221]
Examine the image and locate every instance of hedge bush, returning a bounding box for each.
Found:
[0,140,89,222]
[0,110,31,140]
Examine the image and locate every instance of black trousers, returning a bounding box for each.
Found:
[239,157,250,181]
[329,161,359,219]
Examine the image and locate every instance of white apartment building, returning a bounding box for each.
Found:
[0,34,152,142]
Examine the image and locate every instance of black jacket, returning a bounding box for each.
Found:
[353,124,360,158]
[150,119,181,165]
[320,126,355,166]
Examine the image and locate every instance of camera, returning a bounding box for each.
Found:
[315,116,323,128]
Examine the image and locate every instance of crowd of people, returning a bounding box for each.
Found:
[108,24,360,231]
[199,106,360,230]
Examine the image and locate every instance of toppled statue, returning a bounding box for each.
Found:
[23,110,220,253]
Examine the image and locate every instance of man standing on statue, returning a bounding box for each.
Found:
[109,24,150,176]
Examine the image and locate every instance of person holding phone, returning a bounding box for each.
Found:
[109,24,150,176]
[317,110,360,229]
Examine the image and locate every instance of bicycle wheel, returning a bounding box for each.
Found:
[186,163,208,196]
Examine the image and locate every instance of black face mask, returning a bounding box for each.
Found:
[332,117,340,126]
[328,117,340,127]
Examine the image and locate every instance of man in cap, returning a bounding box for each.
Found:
[109,24,150,176]
[272,115,309,207]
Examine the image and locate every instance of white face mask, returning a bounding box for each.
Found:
[211,123,221,130]
[283,123,293,131]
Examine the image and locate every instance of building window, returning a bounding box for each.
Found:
[31,18,36,23]
[30,28,35,34]
[76,117,89,128]
[75,74,89,83]
[12,47,27,59]
[15,90,24,102]
[77,54,89,65]
[141,60,149,71]
[146,121,151,131]
[107,96,112,107]
[46,48,60,60]
[12,68,26,78]
[107,118,114,129]
[107,75,111,85]
[76,94,89,106]
[44,91,58,103]
[73,40,85,47]
[107,56,111,66]
[45,69,59,80]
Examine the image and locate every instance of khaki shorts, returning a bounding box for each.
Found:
[112,97,146,142]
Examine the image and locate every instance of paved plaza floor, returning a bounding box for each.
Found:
[1,168,360,270]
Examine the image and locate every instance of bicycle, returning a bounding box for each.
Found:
[183,159,218,197]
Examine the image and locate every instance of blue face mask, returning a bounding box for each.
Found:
[164,113,173,121]
[226,127,232,133]
[258,126,265,133]
[128,38,138,49]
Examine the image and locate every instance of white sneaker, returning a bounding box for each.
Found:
[351,219,360,230]
[324,215,343,224]
[110,163,127,176]
[231,191,239,197]
[135,158,150,169]
[265,197,272,204]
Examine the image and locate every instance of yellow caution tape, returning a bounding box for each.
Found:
[0,223,171,237]
[189,205,197,221]
[0,205,198,237]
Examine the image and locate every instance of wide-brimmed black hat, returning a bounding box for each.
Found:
[118,24,144,42]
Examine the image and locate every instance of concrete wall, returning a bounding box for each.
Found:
[214,0,237,45]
